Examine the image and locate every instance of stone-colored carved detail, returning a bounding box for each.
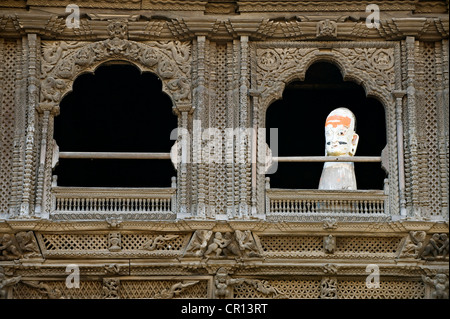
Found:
[22,281,66,299]
[323,235,336,254]
[320,277,337,299]
[106,217,122,229]
[316,19,337,39]
[214,267,245,299]
[0,266,21,299]
[154,280,199,299]
[244,279,287,299]
[142,234,179,251]
[258,235,402,259]
[186,230,261,258]
[322,263,338,275]
[205,232,236,257]
[104,264,121,275]
[40,37,192,112]
[0,234,21,260]
[422,274,449,299]
[120,279,208,298]
[235,230,261,257]
[233,278,322,299]
[103,278,120,299]
[257,44,395,110]
[15,231,40,258]
[399,231,426,258]
[0,231,40,260]
[108,232,122,252]
[277,20,303,38]
[107,19,128,40]
[43,16,66,38]
[323,218,338,230]
[184,230,214,256]
[421,234,449,261]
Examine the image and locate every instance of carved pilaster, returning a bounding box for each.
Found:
[238,36,251,218]
[404,36,421,218]
[435,40,449,220]
[393,90,407,217]
[193,35,207,218]
[226,41,236,219]
[20,34,40,218]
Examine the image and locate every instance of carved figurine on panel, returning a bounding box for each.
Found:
[222,232,241,257]
[142,235,179,251]
[155,281,199,299]
[0,234,21,261]
[421,233,449,261]
[319,108,359,190]
[205,232,229,257]
[235,230,261,258]
[324,235,336,254]
[399,231,426,258]
[103,278,120,299]
[214,268,245,299]
[184,230,213,257]
[15,231,40,257]
[108,232,122,252]
[0,266,21,299]
[422,274,449,299]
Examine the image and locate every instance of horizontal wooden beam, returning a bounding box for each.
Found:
[59,152,171,160]
[273,156,381,163]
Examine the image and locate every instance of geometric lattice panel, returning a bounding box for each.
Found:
[259,236,323,255]
[336,237,402,257]
[41,233,109,251]
[233,279,321,299]
[0,40,17,216]
[121,233,187,251]
[421,41,441,218]
[337,279,425,299]
[13,281,104,299]
[120,280,208,299]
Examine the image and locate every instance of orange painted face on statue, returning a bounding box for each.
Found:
[324,108,359,156]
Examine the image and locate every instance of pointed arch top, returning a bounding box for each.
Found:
[39,23,192,115]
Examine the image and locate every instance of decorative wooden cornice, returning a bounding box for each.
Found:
[0,11,448,41]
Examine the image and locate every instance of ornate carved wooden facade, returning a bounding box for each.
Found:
[0,0,448,299]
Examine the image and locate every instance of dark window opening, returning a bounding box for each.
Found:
[266,62,387,190]
[54,63,177,187]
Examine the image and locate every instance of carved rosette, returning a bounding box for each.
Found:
[40,38,192,113]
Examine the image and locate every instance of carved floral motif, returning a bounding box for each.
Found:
[256,44,396,110]
[40,21,192,111]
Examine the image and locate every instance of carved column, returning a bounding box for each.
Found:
[226,41,238,219]
[20,34,40,217]
[237,35,251,218]
[435,40,449,220]
[393,91,407,217]
[10,38,27,218]
[176,108,190,218]
[404,36,421,218]
[192,36,207,218]
[34,102,58,219]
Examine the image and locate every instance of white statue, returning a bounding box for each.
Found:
[318,107,359,190]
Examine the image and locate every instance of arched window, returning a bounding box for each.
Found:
[54,62,177,187]
[266,62,386,190]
